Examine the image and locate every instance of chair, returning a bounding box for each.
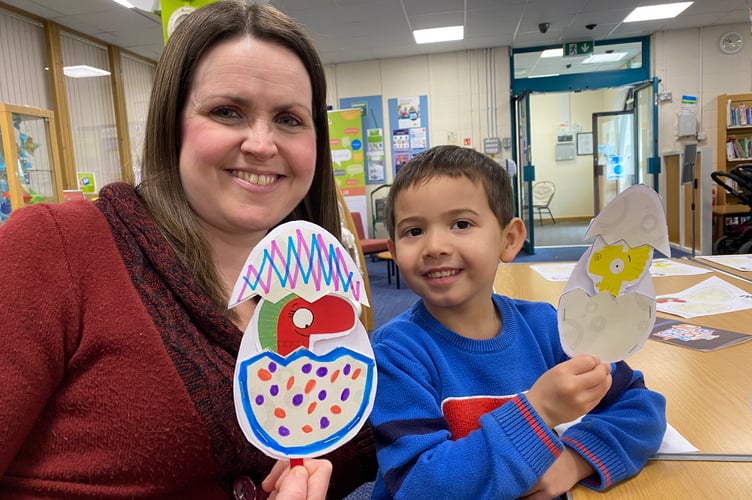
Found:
[350,211,389,258]
[337,190,374,331]
[532,180,556,226]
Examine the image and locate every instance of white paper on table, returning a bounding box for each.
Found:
[656,275,752,319]
[650,258,711,277]
[530,262,576,281]
[697,254,752,272]
[656,423,700,454]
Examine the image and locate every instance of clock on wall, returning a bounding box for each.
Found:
[720,31,744,54]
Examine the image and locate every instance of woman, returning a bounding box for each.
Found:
[0,1,376,498]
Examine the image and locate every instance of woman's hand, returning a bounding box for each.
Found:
[262,459,333,500]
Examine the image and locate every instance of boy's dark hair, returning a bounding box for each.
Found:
[385,145,514,240]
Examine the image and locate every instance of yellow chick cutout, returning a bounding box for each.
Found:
[558,185,671,363]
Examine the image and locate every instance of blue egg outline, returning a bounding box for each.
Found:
[237,346,375,456]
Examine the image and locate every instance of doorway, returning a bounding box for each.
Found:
[513,84,659,250]
[510,37,656,253]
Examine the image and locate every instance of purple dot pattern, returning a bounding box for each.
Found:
[245,353,371,450]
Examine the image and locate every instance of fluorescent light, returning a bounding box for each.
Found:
[63,65,112,78]
[582,52,627,64]
[624,2,693,22]
[413,25,464,44]
[529,73,560,78]
[541,48,564,58]
[111,0,135,7]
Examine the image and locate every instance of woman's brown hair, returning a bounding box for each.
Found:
[137,0,340,312]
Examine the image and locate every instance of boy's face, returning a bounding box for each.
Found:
[388,176,524,320]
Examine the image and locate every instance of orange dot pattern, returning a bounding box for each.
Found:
[248,356,370,445]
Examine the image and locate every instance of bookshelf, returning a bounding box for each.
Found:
[717,93,752,207]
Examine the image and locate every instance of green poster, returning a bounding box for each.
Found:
[160,0,217,43]
[327,109,365,196]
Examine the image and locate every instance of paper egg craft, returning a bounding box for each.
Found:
[558,185,669,362]
[230,221,377,460]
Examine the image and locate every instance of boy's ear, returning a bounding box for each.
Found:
[499,218,527,263]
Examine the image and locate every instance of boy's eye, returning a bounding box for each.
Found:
[452,220,472,230]
[405,227,422,237]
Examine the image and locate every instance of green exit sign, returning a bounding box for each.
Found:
[563,41,594,57]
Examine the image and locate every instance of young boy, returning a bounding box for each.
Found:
[369,145,666,499]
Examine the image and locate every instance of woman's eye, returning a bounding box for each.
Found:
[211,107,240,120]
[277,113,303,127]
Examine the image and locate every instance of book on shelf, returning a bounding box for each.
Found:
[726,135,752,160]
[727,98,752,127]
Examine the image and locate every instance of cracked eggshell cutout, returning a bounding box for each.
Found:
[558,288,656,362]
[558,185,668,362]
[585,184,671,258]
[230,221,377,460]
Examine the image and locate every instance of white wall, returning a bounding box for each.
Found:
[328,48,512,185]
[327,24,749,223]
[652,23,752,160]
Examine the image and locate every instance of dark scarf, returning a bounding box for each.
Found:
[95,182,273,489]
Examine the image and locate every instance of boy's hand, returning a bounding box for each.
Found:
[520,448,595,499]
[526,355,612,427]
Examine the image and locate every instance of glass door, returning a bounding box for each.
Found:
[513,90,535,253]
[633,77,660,191]
[592,110,634,214]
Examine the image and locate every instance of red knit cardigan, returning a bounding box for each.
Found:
[0,184,375,498]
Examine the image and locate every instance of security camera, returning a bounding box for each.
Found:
[538,22,550,34]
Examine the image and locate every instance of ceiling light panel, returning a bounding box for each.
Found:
[413,25,464,44]
[624,2,693,23]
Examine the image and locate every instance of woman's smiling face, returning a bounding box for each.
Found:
[179,35,316,241]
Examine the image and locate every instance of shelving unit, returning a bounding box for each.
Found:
[715,94,752,242]
[0,104,64,224]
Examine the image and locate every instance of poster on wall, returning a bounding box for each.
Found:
[388,96,430,178]
[397,96,421,128]
[392,129,410,151]
[394,153,410,174]
[340,96,386,185]
[410,128,427,149]
[328,109,365,196]
[366,129,385,183]
[328,108,368,230]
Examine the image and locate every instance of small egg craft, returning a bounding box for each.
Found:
[229,221,376,461]
[557,185,670,363]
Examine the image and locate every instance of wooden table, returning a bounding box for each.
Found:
[570,461,752,499]
[493,261,752,498]
[687,255,752,283]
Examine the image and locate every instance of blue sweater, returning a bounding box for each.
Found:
[369,295,666,499]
